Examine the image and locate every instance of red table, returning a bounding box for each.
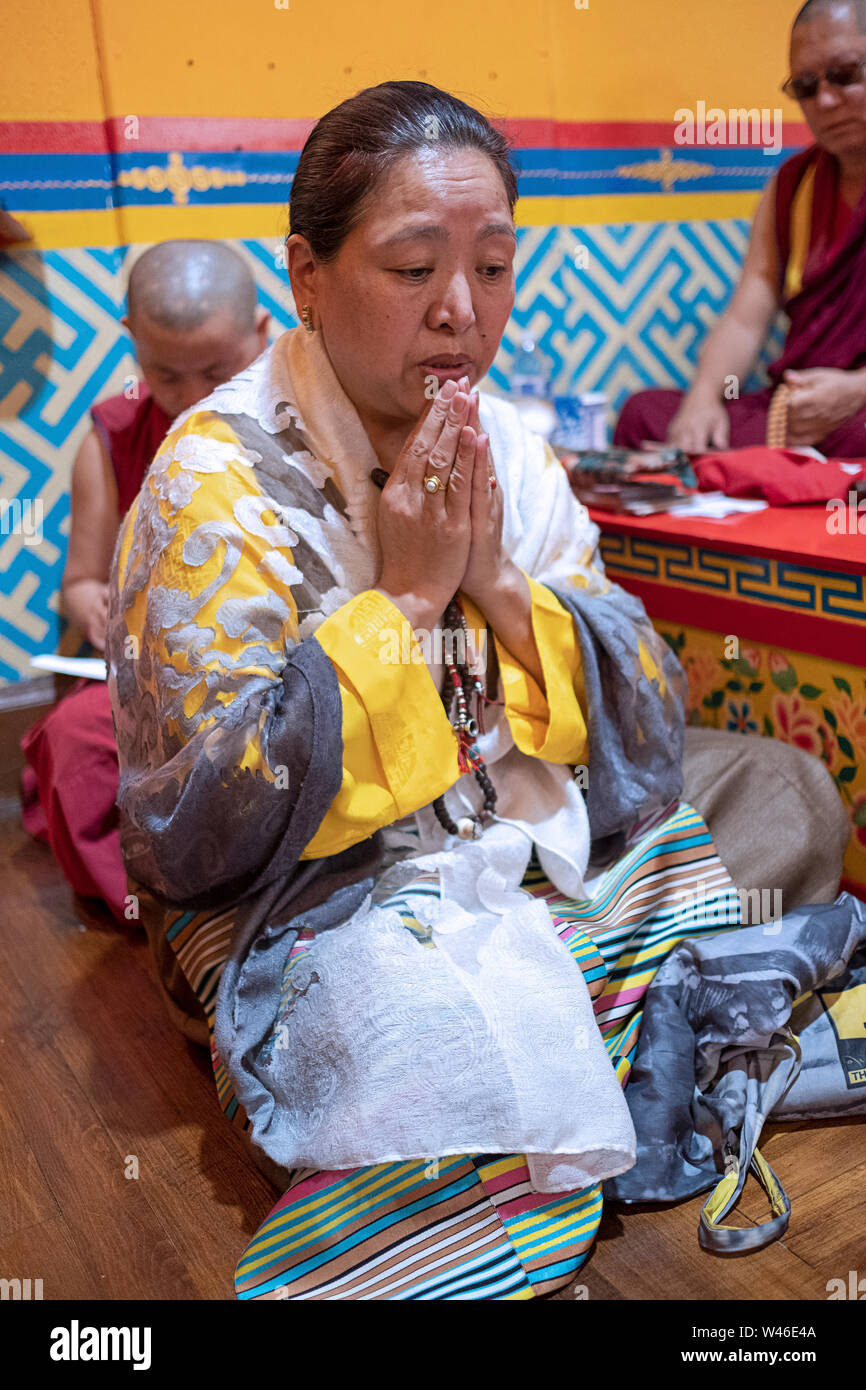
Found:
[589,501,866,898]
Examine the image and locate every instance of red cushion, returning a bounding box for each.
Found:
[694,448,865,506]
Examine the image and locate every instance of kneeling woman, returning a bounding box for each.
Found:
[107,81,845,1299]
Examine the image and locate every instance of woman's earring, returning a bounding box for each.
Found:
[300,305,314,334]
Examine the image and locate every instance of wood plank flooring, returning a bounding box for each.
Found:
[1,815,863,1302]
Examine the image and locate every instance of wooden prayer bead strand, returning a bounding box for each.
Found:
[766,383,790,450]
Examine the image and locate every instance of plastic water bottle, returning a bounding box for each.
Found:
[511,336,549,396]
[510,335,557,439]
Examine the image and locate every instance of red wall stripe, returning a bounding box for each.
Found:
[0,115,814,155]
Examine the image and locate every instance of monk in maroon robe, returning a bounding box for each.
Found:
[20,240,268,920]
[616,0,866,458]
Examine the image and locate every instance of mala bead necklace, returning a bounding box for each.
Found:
[431,596,500,840]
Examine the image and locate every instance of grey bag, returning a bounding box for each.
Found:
[605,894,866,1253]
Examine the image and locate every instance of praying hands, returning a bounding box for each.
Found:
[373,376,543,688]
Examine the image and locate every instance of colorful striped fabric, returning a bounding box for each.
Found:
[161,801,741,1299]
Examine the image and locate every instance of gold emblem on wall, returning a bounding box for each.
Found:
[117,151,247,206]
[616,147,714,193]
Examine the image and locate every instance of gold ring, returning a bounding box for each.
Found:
[423,474,447,494]
[488,475,497,491]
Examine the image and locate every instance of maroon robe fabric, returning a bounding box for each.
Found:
[90,387,173,514]
[615,146,866,457]
[20,680,130,919]
[20,389,172,922]
[770,145,866,381]
[613,386,866,456]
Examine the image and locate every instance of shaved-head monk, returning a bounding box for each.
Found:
[21,239,269,923]
[66,240,268,650]
[616,0,866,456]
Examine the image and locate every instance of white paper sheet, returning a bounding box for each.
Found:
[29,654,107,680]
[664,492,769,519]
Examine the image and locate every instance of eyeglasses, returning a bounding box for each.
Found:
[782,57,866,101]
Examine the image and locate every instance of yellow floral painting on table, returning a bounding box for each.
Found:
[657,622,866,895]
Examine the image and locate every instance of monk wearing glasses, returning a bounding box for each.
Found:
[616,0,866,456]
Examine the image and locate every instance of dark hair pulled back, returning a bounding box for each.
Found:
[289,80,518,262]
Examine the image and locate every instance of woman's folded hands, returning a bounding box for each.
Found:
[373,375,511,630]
[372,376,543,688]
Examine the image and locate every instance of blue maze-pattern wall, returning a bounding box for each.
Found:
[0,222,763,683]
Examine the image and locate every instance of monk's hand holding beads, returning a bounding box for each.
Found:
[783,367,866,448]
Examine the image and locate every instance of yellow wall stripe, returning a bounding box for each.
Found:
[17,191,764,250]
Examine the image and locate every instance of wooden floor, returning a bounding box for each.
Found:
[1,814,863,1303]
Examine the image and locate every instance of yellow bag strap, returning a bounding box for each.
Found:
[699,1148,791,1254]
